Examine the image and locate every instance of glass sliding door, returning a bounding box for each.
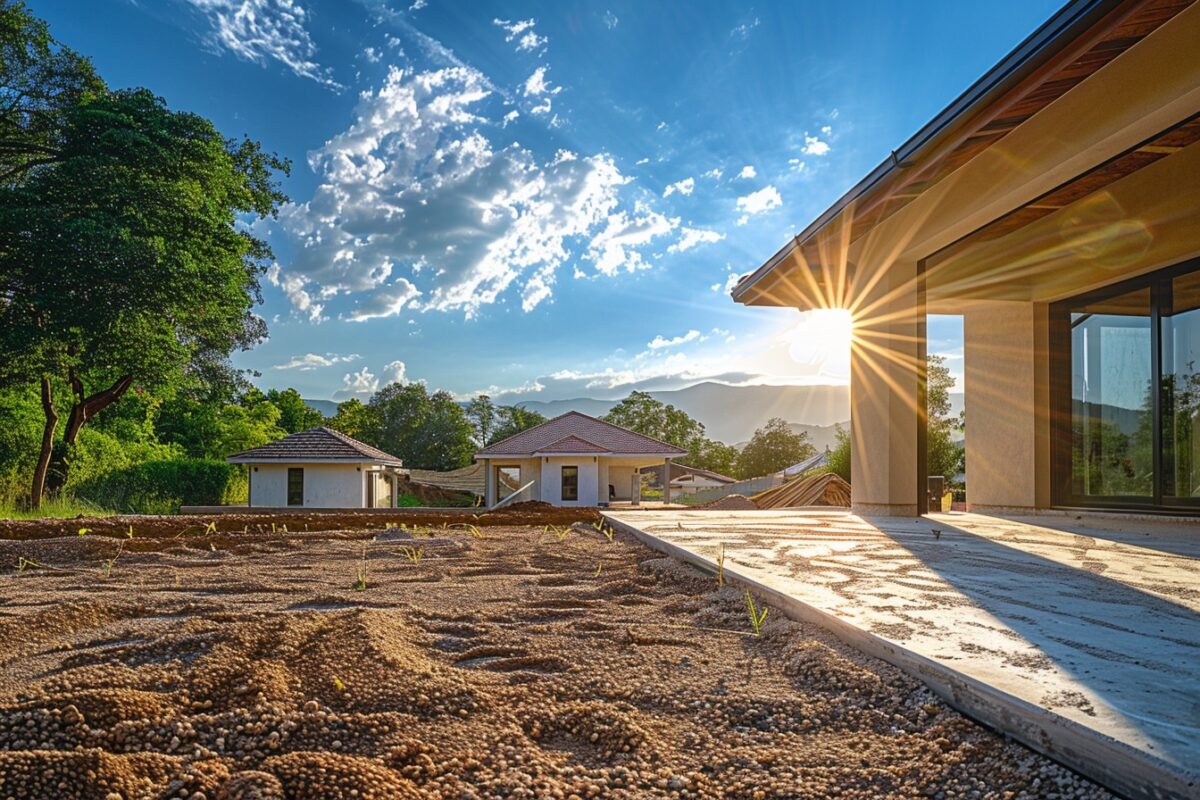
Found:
[1052,258,1200,512]
[1164,270,1200,503]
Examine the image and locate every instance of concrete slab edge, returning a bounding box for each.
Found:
[602,513,1197,800]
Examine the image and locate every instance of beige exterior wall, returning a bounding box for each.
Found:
[249,463,365,508]
[963,301,1052,512]
[850,259,922,516]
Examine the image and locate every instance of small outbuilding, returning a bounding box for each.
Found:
[640,463,737,497]
[475,412,688,507]
[227,427,407,508]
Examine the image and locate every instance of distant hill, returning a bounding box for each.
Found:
[303,398,339,418]
[304,383,965,449]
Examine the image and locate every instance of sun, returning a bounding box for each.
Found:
[788,308,853,380]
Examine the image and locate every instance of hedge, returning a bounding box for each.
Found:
[73,458,247,514]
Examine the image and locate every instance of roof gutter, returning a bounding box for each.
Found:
[731,0,1123,304]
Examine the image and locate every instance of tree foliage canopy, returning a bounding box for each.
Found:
[738,417,815,479]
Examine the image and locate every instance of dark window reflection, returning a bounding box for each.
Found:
[1165,272,1200,500]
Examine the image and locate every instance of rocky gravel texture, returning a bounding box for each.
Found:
[0,519,1112,799]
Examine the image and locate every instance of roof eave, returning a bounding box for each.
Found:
[731,0,1123,306]
[226,457,405,467]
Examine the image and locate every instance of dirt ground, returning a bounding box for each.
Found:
[0,518,1111,800]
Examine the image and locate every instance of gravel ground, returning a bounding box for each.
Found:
[0,519,1112,799]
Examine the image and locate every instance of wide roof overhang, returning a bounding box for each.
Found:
[733,0,1200,314]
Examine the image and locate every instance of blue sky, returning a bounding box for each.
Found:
[35,0,1060,403]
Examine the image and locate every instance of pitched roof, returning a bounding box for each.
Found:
[227,427,403,465]
[476,411,688,458]
[640,462,736,485]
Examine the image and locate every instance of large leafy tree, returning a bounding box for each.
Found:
[368,382,475,471]
[926,354,963,481]
[465,394,497,446]
[687,438,741,478]
[738,417,815,478]
[267,388,325,434]
[603,392,705,451]
[487,404,546,445]
[0,71,288,504]
[327,398,379,442]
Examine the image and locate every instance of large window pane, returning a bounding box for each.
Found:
[1165,271,1200,500]
[1069,286,1153,498]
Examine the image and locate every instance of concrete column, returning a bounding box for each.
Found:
[663,458,672,505]
[963,300,1051,512]
[850,259,923,516]
[482,459,494,507]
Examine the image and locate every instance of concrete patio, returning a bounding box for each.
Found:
[602,508,1200,800]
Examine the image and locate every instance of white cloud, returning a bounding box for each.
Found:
[523,65,559,96]
[362,46,381,63]
[789,158,806,173]
[335,366,379,400]
[647,329,702,350]
[737,165,756,179]
[702,168,723,180]
[273,65,675,319]
[272,352,361,370]
[602,10,618,29]
[801,132,831,156]
[635,157,650,166]
[494,18,547,52]
[383,359,407,383]
[662,177,695,198]
[183,0,340,88]
[668,226,724,254]
[409,0,427,9]
[732,17,760,40]
[735,185,782,225]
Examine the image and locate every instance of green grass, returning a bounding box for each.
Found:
[0,495,117,520]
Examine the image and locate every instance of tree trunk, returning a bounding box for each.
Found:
[45,373,134,494]
[30,376,58,510]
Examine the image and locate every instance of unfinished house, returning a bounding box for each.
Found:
[476,412,688,507]
[733,0,1200,516]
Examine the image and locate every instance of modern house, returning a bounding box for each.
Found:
[734,0,1200,516]
[640,463,738,496]
[475,412,688,507]
[227,427,407,508]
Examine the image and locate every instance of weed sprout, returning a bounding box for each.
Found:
[744,591,768,636]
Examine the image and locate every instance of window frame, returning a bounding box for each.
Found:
[287,467,304,507]
[560,465,579,502]
[1050,257,1200,513]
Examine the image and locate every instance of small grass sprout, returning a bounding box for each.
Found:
[17,557,40,573]
[77,527,90,536]
[101,543,125,578]
[400,546,424,564]
[125,525,134,540]
[453,523,483,539]
[744,591,768,636]
[717,543,726,589]
[594,564,602,578]
[353,543,369,591]
[271,522,277,533]
[598,521,614,542]
[204,521,217,535]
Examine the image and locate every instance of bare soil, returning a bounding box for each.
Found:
[0,519,1110,799]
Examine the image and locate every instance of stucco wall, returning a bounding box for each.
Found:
[249,464,365,508]
[538,457,599,507]
[964,301,1051,511]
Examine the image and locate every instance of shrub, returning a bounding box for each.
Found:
[73,458,246,514]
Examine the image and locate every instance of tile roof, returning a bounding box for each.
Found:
[226,427,403,465]
[476,412,688,458]
[534,435,610,454]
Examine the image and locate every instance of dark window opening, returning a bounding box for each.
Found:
[561,466,579,502]
[1051,257,1200,512]
[287,468,304,506]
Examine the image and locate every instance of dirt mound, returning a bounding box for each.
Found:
[699,493,759,510]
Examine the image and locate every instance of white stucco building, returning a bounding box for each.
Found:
[227,427,406,508]
[476,412,688,507]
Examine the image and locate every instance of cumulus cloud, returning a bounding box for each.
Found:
[662,177,695,198]
[271,65,676,319]
[494,18,547,52]
[737,165,756,179]
[647,329,702,350]
[183,0,340,87]
[801,132,831,156]
[334,366,379,400]
[735,185,782,225]
[668,227,724,254]
[272,352,362,370]
[383,359,407,383]
[702,168,723,180]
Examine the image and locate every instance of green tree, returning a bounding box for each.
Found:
[0,80,288,505]
[687,438,740,478]
[369,383,474,471]
[489,405,547,445]
[266,388,325,434]
[926,354,963,481]
[0,1,103,183]
[327,398,379,442]
[738,417,815,478]
[465,394,497,446]
[156,392,284,460]
[827,425,851,483]
[603,392,705,451]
